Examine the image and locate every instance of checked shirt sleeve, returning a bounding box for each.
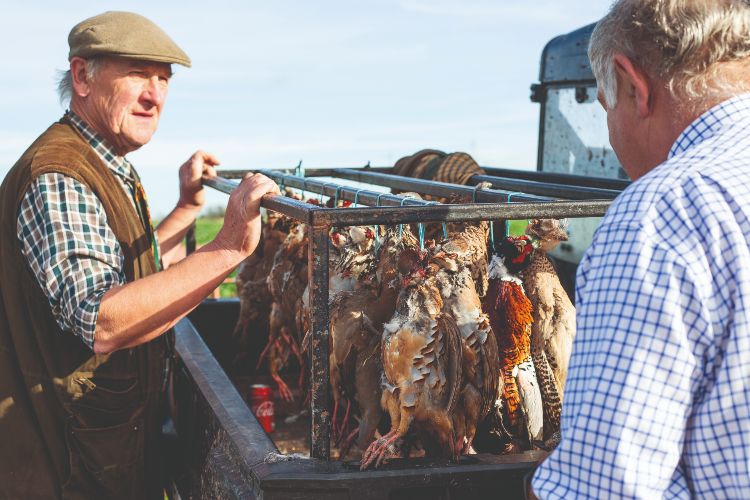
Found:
[16,173,127,350]
[532,221,707,499]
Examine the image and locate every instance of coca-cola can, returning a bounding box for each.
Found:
[249,384,274,433]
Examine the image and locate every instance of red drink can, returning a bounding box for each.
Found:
[249,384,275,433]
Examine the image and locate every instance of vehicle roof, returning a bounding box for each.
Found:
[539,23,596,84]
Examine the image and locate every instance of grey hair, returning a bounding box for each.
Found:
[589,0,750,109]
[56,56,105,106]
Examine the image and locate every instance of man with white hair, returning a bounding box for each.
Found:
[0,11,278,499]
[532,0,750,497]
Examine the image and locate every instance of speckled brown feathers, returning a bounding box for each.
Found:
[522,219,576,440]
[361,242,463,469]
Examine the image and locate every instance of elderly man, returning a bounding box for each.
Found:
[530,0,750,498]
[0,11,279,499]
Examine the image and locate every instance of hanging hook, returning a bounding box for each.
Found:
[334,185,344,207]
[472,183,483,203]
[398,195,415,238]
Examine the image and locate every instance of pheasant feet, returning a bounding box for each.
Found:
[361,429,403,470]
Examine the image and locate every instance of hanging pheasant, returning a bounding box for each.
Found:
[478,236,542,452]
[429,221,499,453]
[521,219,575,444]
[231,207,293,370]
[329,224,420,457]
[361,244,463,469]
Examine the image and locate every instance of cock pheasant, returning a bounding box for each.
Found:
[478,236,543,452]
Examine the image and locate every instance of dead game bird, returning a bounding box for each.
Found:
[430,221,499,452]
[361,245,462,470]
[329,225,419,456]
[522,218,576,442]
[264,220,309,401]
[231,209,292,369]
[478,237,543,452]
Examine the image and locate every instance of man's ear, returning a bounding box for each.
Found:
[70,57,91,98]
[613,54,652,118]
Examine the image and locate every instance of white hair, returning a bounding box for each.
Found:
[56,57,104,106]
[589,0,750,109]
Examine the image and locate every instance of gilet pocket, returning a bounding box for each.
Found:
[63,406,145,500]
[62,375,147,499]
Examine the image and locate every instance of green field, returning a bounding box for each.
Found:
[194,217,238,297]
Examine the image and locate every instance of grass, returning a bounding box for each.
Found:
[507,219,529,236]
[194,217,238,297]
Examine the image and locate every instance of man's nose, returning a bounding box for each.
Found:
[141,77,167,107]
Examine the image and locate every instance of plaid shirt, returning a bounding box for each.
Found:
[16,112,140,350]
[533,94,750,498]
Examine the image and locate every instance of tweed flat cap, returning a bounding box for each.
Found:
[68,11,191,67]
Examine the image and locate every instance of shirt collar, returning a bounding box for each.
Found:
[669,93,750,159]
[65,110,135,183]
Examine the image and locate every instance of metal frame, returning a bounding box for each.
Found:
[200,167,618,460]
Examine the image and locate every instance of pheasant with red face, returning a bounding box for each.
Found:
[477,236,543,452]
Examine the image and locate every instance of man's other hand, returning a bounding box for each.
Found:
[216,173,281,256]
[178,150,219,210]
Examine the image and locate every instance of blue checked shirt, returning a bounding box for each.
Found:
[533,93,750,498]
[16,112,141,350]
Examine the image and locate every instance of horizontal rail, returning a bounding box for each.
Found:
[220,168,552,203]
[311,200,610,226]
[202,176,318,224]
[468,174,621,200]
[206,174,611,226]
[329,168,554,203]
[480,166,631,191]
[219,165,631,191]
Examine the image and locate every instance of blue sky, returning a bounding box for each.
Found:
[0,1,612,217]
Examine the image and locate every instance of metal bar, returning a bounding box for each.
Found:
[481,166,631,191]
[219,166,631,191]
[220,168,552,203]
[468,174,621,200]
[302,166,391,177]
[215,171,438,207]
[205,174,610,226]
[202,176,318,224]
[308,225,331,460]
[310,201,609,226]
[329,168,554,202]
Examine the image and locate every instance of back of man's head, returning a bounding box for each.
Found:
[589,0,750,111]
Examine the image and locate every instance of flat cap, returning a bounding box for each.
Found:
[68,11,191,67]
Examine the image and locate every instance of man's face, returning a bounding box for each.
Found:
[84,57,171,155]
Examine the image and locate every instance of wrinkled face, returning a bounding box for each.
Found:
[79,57,171,155]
